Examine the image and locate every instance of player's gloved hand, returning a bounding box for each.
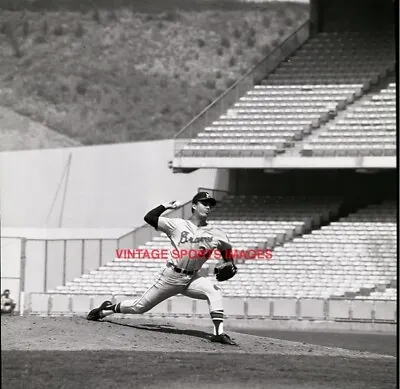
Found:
[214,261,237,282]
[162,200,182,210]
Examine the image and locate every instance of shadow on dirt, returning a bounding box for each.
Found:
[106,320,212,341]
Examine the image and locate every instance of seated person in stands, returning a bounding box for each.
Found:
[1,289,16,314]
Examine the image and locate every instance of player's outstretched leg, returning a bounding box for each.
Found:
[86,283,181,321]
[182,276,237,346]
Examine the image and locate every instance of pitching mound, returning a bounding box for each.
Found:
[2,316,396,389]
[1,315,394,359]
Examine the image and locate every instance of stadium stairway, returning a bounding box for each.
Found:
[299,75,396,157]
[259,200,397,299]
[140,195,344,251]
[355,285,397,301]
[178,31,395,158]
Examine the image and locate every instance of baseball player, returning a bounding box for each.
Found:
[87,191,238,345]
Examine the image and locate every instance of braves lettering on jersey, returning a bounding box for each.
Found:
[157,217,230,272]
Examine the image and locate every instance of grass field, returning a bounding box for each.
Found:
[0,1,308,150]
[1,315,396,389]
[3,350,396,389]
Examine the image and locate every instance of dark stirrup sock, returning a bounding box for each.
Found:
[107,303,121,313]
[210,310,224,335]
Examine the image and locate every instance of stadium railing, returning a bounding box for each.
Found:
[173,20,310,157]
[27,293,397,324]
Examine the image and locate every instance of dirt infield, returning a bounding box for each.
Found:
[1,315,396,389]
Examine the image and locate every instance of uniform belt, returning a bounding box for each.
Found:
[167,262,196,276]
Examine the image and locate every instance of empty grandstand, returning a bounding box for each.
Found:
[2,0,396,326]
[175,29,395,159]
[301,76,396,156]
[48,197,395,301]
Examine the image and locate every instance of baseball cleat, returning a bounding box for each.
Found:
[210,333,238,346]
[86,300,112,321]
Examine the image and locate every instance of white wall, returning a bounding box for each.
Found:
[0,140,229,229]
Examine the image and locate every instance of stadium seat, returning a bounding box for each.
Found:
[301,77,396,157]
[177,31,395,159]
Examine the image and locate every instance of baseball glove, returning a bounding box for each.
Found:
[214,261,237,282]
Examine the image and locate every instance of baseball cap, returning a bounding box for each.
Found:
[192,191,217,206]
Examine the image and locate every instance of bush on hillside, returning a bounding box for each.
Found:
[22,20,29,38]
[221,36,230,48]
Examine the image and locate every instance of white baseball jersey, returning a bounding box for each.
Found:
[157,217,231,272]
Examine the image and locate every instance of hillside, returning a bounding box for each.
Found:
[0,105,82,151]
[0,1,308,149]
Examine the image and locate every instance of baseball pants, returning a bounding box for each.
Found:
[119,265,223,314]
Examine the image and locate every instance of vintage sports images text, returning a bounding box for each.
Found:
[116,248,273,260]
